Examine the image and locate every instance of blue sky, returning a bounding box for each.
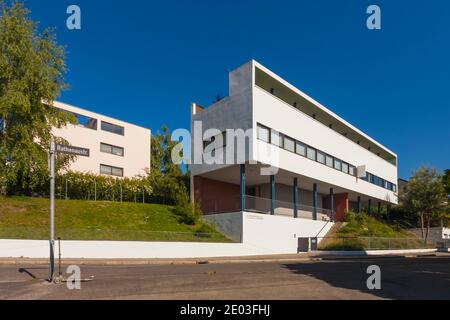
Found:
[24,0,449,179]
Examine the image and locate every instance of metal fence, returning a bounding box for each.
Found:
[317,236,434,251]
[0,227,233,243]
[203,195,332,221]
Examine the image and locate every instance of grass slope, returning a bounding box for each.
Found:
[0,196,230,242]
[319,213,427,250]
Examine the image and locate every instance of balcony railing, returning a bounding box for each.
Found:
[202,195,332,221]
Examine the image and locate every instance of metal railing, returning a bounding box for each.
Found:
[317,236,434,251]
[203,195,332,221]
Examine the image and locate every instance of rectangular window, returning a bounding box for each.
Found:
[271,129,281,147]
[283,136,295,153]
[100,164,123,177]
[317,151,325,164]
[374,176,379,185]
[307,146,316,161]
[257,124,270,143]
[296,142,306,156]
[76,113,97,130]
[393,184,397,192]
[349,165,356,176]
[101,121,124,135]
[342,162,349,174]
[334,159,342,171]
[326,155,333,168]
[101,143,124,156]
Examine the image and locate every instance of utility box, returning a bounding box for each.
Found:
[297,238,310,253]
[310,237,318,251]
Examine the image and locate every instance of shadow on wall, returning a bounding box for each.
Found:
[282,257,450,300]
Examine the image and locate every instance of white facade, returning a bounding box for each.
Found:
[191,60,398,220]
[52,101,151,178]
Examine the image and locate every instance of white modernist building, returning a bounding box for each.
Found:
[52,101,151,178]
[191,60,398,222]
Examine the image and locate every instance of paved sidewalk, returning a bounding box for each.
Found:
[0,251,444,266]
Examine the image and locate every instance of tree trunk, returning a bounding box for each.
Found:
[425,215,430,245]
[420,213,425,240]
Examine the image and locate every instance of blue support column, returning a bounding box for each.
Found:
[240,164,246,212]
[293,178,298,218]
[357,196,361,214]
[330,188,334,222]
[270,175,275,215]
[368,199,372,216]
[378,202,381,219]
[313,183,318,220]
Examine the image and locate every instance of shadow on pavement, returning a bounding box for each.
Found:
[282,257,450,300]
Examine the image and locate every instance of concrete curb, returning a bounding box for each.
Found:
[0,251,444,266]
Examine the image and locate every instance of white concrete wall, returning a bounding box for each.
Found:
[242,212,333,254]
[52,101,151,178]
[252,84,397,204]
[0,240,272,259]
[191,61,253,176]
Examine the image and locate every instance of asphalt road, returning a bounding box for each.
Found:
[0,256,449,300]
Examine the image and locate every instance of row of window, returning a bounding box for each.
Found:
[257,123,397,192]
[100,142,124,157]
[257,123,357,177]
[58,108,125,136]
[100,164,124,177]
[363,172,397,192]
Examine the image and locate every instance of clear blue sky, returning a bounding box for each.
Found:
[25,0,449,179]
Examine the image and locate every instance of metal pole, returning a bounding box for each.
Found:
[142,187,145,204]
[94,179,97,201]
[49,141,56,281]
[65,177,68,200]
[120,183,123,203]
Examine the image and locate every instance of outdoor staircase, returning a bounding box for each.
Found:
[317,222,344,249]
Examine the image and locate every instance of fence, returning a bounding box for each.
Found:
[317,236,434,251]
[0,227,233,243]
[203,195,332,221]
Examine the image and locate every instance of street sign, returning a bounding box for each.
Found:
[56,144,90,157]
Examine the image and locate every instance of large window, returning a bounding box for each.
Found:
[76,114,97,130]
[342,162,349,174]
[101,121,124,135]
[100,164,124,177]
[255,123,398,189]
[317,151,325,164]
[296,142,306,156]
[257,124,270,143]
[306,146,316,161]
[283,136,295,153]
[349,165,356,176]
[271,130,282,147]
[101,143,124,156]
[325,154,334,168]
[334,159,342,171]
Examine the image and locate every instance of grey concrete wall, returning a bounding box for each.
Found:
[203,212,243,243]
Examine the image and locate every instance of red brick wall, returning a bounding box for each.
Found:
[323,193,349,222]
[193,176,241,215]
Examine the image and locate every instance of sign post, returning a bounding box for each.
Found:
[48,140,56,281]
[48,143,89,283]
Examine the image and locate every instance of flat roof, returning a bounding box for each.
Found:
[52,101,151,132]
[251,60,397,163]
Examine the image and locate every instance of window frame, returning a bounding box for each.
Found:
[100,164,124,177]
[101,121,125,136]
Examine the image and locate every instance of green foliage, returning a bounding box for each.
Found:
[56,171,152,202]
[401,166,448,238]
[0,196,230,242]
[0,0,75,195]
[340,211,412,238]
[173,190,202,225]
[443,169,450,196]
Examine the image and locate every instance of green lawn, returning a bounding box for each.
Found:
[0,196,231,242]
[319,213,429,251]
